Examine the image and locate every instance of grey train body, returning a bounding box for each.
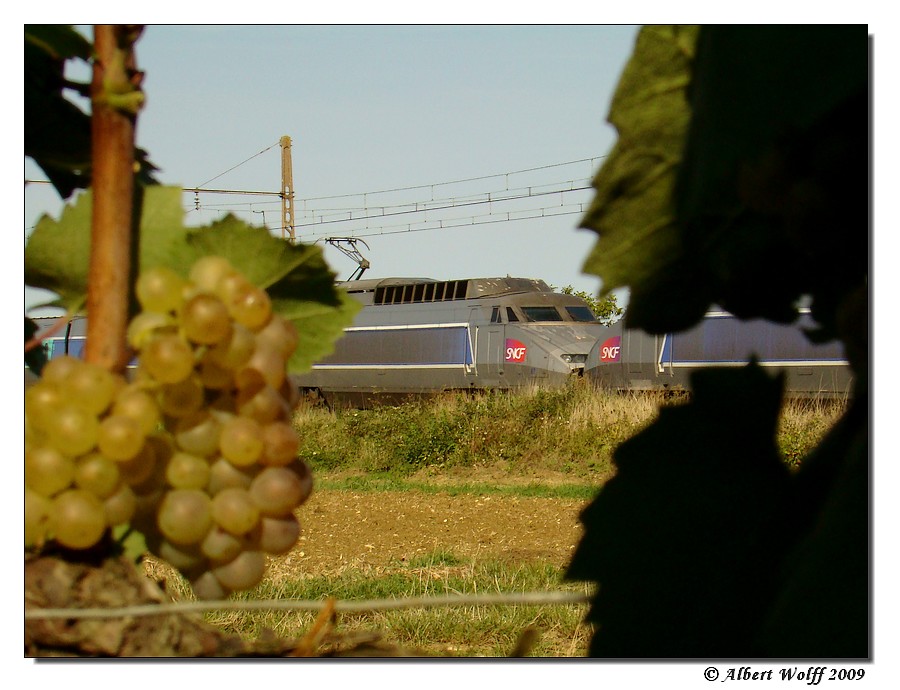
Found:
[292,276,608,407]
[26,281,854,403]
[584,309,854,398]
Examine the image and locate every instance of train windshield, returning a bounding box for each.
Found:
[521,307,563,322]
[565,306,598,323]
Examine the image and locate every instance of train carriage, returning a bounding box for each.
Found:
[26,284,855,404]
[585,308,854,398]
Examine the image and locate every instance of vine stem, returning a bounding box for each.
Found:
[85,25,141,372]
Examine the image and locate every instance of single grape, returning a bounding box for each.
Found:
[259,421,300,467]
[112,385,161,436]
[40,355,83,384]
[206,457,258,496]
[126,311,176,350]
[211,549,266,592]
[254,314,299,359]
[189,255,237,294]
[216,272,253,308]
[115,435,162,485]
[236,384,290,425]
[136,265,186,313]
[253,514,301,555]
[156,539,207,576]
[242,344,286,389]
[248,466,308,517]
[191,569,229,601]
[165,451,211,490]
[124,443,170,497]
[74,452,121,498]
[25,380,66,433]
[198,357,234,390]
[173,411,222,458]
[217,273,271,331]
[219,416,264,467]
[211,487,260,536]
[97,414,145,461]
[45,405,99,457]
[156,489,213,546]
[52,489,107,550]
[181,293,232,345]
[157,375,205,418]
[229,286,272,332]
[25,488,56,548]
[140,333,195,384]
[25,444,76,497]
[205,322,255,371]
[103,482,137,526]
[60,360,118,416]
[201,525,246,563]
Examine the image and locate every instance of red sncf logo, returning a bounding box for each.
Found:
[505,338,527,363]
[600,336,621,363]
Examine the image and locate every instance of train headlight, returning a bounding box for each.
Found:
[561,354,587,364]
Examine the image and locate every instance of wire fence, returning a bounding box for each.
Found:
[25,590,591,621]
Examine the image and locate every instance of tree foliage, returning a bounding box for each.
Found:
[555,285,623,325]
[567,25,868,657]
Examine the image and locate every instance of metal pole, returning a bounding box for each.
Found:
[280,135,295,241]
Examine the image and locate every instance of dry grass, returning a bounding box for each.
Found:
[139,387,847,657]
[143,552,594,657]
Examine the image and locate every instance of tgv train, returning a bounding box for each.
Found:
[292,276,610,407]
[26,285,853,404]
[25,277,610,406]
[584,308,854,398]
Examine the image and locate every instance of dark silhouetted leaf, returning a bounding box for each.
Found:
[566,364,790,657]
[25,25,159,199]
[24,317,48,375]
[674,26,868,337]
[579,25,707,334]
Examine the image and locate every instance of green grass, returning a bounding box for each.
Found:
[315,474,598,501]
[153,551,594,657]
[143,387,845,657]
[294,384,846,483]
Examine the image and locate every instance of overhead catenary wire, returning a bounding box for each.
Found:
[193,140,282,189]
[298,155,605,204]
[27,153,605,237]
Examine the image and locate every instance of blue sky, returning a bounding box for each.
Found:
[24,24,641,312]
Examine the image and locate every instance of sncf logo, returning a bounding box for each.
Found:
[505,338,527,363]
[600,335,621,363]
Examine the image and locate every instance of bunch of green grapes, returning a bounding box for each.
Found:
[127,257,313,599]
[25,356,154,550]
[25,256,313,600]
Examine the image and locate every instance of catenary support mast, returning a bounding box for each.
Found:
[280,135,295,241]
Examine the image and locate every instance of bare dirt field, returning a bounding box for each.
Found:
[276,481,591,576]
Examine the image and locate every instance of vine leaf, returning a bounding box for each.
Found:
[565,364,791,657]
[24,185,359,374]
[579,25,708,334]
[25,191,95,314]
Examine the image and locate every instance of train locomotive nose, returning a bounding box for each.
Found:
[560,353,588,374]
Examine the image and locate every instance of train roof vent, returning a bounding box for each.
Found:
[374,279,471,305]
[469,277,552,297]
